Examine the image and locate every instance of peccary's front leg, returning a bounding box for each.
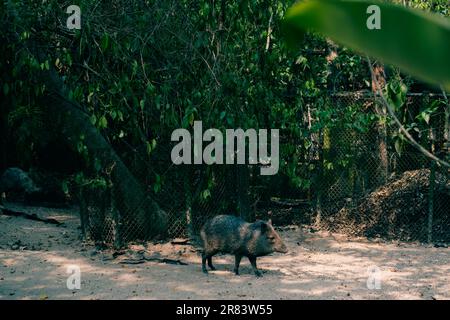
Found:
[202,252,208,274]
[248,256,262,277]
[234,255,242,275]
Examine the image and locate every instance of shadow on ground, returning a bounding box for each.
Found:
[0,204,449,300]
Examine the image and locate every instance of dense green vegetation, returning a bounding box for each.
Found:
[1,0,448,239]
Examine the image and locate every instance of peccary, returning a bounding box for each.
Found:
[200,215,288,277]
[0,168,41,203]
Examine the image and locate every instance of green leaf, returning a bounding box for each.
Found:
[87,91,94,103]
[146,140,155,155]
[101,34,109,51]
[62,181,69,195]
[153,174,161,193]
[385,80,407,110]
[201,189,211,200]
[283,0,450,90]
[90,114,97,125]
[3,83,9,95]
[94,158,102,172]
[99,115,108,128]
[394,139,402,155]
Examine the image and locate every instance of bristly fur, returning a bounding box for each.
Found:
[200,214,288,277]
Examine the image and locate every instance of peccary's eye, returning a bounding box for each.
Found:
[268,236,275,241]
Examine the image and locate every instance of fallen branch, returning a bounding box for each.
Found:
[0,205,62,225]
[143,257,188,265]
[119,254,188,265]
[270,198,310,208]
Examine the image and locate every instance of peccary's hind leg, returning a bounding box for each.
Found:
[234,255,242,275]
[248,256,262,277]
[207,256,216,270]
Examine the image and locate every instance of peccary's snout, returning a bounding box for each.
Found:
[277,242,288,254]
[273,237,288,253]
[264,219,288,254]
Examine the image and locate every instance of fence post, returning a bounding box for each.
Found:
[110,184,122,249]
[444,91,449,164]
[315,128,325,226]
[428,161,435,244]
[79,187,88,239]
[427,127,436,244]
[237,164,252,221]
[184,166,194,238]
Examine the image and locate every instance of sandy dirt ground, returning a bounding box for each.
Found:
[0,204,449,300]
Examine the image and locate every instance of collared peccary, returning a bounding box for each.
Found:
[200,215,288,277]
[0,168,41,203]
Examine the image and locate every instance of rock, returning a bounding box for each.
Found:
[171,238,190,245]
[0,168,41,202]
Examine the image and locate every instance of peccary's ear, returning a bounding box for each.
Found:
[267,219,272,225]
[260,222,269,234]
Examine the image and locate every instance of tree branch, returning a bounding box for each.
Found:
[366,57,450,168]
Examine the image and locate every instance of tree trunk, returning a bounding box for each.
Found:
[374,101,389,187]
[0,88,9,173]
[371,63,389,187]
[43,71,167,239]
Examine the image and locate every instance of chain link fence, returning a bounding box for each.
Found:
[78,143,238,246]
[79,92,449,246]
[313,92,449,243]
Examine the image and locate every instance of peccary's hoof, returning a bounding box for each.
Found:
[254,271,262,277]
[209,266,216,271]
[202,268,208,274]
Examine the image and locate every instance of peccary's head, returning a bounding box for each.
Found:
[253,219,288,254]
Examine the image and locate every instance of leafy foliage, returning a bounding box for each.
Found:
[283,0,450,90]
[0,0,447,203]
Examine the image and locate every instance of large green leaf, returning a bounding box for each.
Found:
[283,0,450,91]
